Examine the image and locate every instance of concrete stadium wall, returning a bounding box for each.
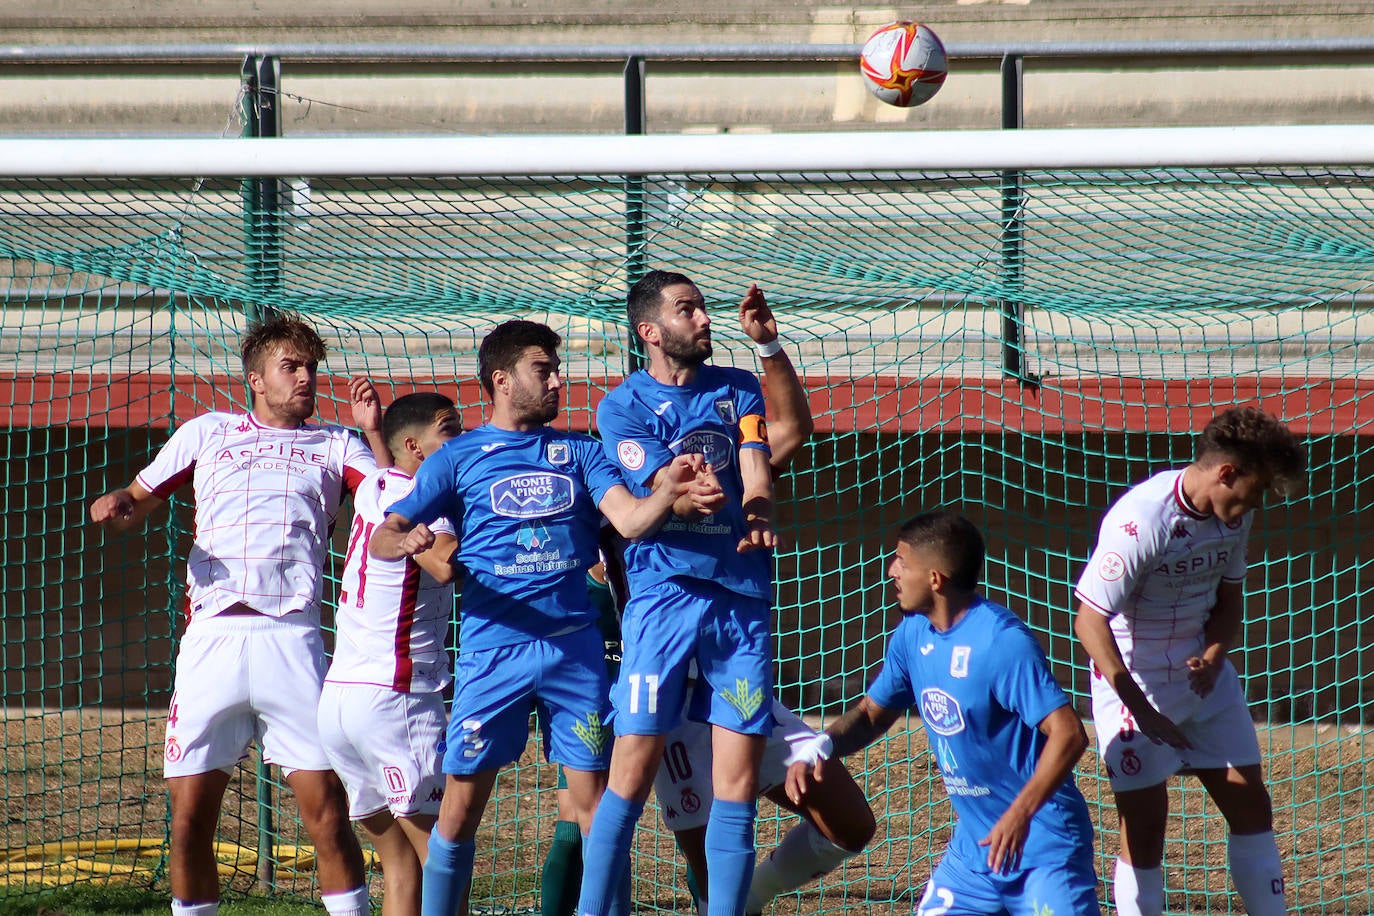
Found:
[1,1,1373,135]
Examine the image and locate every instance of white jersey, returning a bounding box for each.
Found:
[1075,469,1250,680]
[326,468,456,693]
[136,411,376,622]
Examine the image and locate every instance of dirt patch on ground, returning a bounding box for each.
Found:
[4,710,1371,913]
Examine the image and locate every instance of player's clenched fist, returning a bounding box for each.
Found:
[90,489,135,525]
[397,522,437,557]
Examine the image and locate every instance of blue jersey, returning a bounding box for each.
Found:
[868,597,1093,870]
[596,365,772,601]
[386,424,625,652]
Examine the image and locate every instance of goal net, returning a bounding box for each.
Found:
[1,127,1370,913]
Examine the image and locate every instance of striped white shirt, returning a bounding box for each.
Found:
[326,468,456,693]
[1075,469,1251,679]
[136,411,376,622]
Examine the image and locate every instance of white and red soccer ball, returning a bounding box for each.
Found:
[859,21,948,108]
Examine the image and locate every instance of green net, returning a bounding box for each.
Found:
[2,164,1372,913]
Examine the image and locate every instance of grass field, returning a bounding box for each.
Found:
[6,708,1374,914]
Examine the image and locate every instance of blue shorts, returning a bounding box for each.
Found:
[612,577,773,737]
[444,625,612,775]
[917,843,1101,916]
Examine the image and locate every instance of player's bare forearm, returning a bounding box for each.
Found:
[412,533,459,584]
[737,448,778,552]
[1201,579,1244,658]
[829,695,902,759]
[606,455,699,539]
[1074,602,1149,713]
[979,707,1085,873]
[759,350,813,471]
[89,482,162,533]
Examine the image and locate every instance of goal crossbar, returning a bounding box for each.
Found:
[1,125,1372,177]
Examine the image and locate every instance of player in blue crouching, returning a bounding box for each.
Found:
[577,271,782,916]
[369,320,716,916]
[786,511,1100,916]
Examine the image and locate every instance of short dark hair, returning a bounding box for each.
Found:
[896,510,985,591]
[1196,406,1307,495]
[382,392,457,452]
[627,269,695,332]
[240,313,326,375]
[477,320,561,395]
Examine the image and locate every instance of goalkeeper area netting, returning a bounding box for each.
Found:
[1,127,1371,913]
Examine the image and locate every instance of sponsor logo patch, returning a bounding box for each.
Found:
[490,473,574,518]
[679,429,734,469]
[920,688,966,736]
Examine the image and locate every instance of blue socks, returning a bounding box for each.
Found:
[575,790,644,916]
[422,830,475,916]
[704,798,758,916]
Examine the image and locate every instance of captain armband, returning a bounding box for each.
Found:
[739,413,769,447]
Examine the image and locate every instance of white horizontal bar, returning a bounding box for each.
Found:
[0,126,1372,177]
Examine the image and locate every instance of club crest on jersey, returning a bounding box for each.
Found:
[490,473,575,519]
[950,646,971,678]
[546,442,571,465]
[678,430,734,470]
[714,398,737,425]
[920,688,966,736]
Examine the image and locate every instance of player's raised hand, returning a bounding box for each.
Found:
[90,489,135,525]
[738,284,778,345]
[348,376,384,433]
[1185,653,1225,698]
[979,806,1031,874]
[398,523,437,557]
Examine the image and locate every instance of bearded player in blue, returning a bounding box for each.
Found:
[369,320,713,916]
[786,511,1101,916]
[577,271,780,916]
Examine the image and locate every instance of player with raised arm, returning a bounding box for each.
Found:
[367,320,712,916]
[88,314,384,916]
[786,511,1099,916]
[577,271,783,916]
[1073,406,1306,916]
[317,392,464,916]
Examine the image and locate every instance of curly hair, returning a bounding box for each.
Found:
[1196,406,1307,495]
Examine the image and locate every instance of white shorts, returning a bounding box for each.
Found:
[164,613,331,778]
[654,698,812,831]
[317,682,447,820]
[1089,659,1262,791]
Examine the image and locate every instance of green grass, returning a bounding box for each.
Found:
[0,886,323,916]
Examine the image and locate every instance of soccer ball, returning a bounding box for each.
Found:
[859,21,948,108]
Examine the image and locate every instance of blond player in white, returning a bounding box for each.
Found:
[89,315,385,916]
[318,392,463,916]
[1073,406,1306,916]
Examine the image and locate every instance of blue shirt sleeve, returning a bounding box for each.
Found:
[733,370,770,455]
[597,391,676,489]
[988,622,1071,731]
[578,436,629,506]
[386,446,462,527]
[867,617,918,712]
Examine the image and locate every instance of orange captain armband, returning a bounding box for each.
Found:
[739,413,769,447]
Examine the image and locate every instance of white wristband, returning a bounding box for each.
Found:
[783,732,833,768]
[755,338,784,358]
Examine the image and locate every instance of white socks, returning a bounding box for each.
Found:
[1228,831,1288,916]
[321,885,371,916]
[744,820,856,913]
[1113,857,1164,916]
[1112,832,1288,916]
[171,902,218,916]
